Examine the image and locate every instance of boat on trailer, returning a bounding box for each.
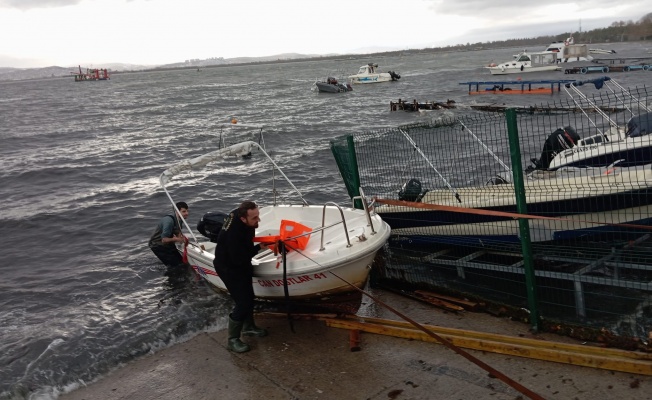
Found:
[159,141,391,301]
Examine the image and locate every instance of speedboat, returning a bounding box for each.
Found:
[159,141,391,301]
[348,63,400,84]
[486,52,561,75]
[543,36,594,62]
[529,77,652,170]
[332,111,651,247]
[314,77,353,93]
[376,163,652,245]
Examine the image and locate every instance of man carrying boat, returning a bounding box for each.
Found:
[214,201,268,353]
[148,201,190,269]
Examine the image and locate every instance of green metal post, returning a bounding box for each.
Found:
[347,135,362,209]
[505,109,540,332]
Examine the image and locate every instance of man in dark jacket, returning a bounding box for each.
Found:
[214,201,268,353]
[149,201,189,269]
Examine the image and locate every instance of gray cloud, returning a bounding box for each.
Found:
[0,0,82,10]
[428,0,641,18]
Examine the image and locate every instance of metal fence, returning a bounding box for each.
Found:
[331,78,652,347]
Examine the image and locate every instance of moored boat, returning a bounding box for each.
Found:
[376,163,652,245]
[543,36,594,62]
[529,77,652,170]
[486,52,561,75]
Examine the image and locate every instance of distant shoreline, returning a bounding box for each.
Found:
[1,39,646,82]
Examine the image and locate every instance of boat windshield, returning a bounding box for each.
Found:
[516,54,531,62]
[358,67,367,74]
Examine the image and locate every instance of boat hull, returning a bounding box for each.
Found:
[315,82,351,93]
[378,165,652,244]
[549,135,652,169]
[488,65,561,75]
[349,73,394,84]
[182,205,391,301]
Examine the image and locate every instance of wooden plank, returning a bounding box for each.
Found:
[340,316,652,361]
[324,319,652,376]
[414,290,483,311]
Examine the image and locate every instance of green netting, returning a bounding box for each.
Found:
[335,79,652,346]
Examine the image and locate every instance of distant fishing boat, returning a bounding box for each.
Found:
[348,63,400,84]
[72,65,110,81]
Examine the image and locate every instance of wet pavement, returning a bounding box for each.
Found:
[60,289,651,400]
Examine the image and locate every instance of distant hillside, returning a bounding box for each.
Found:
[0,54,325,81]
[1,15,649,82]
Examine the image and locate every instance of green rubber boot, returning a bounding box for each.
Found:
[242,315,268,337]
[227,316,250,353]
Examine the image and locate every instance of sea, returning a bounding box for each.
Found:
[1,42,651,400]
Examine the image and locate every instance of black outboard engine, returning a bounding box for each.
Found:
[531,126,580,169]
[398,178,427,202]
[626,112,652,138]
[389,71,401,81]
[197,211,228,242]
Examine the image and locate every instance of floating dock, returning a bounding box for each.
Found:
[564,64,651,74]
[459,80,576,95]
[389,99,625,114]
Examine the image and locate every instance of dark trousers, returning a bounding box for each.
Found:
[214,264,255,322]
[151,245,185,268]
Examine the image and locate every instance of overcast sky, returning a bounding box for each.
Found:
[0,0,646,68]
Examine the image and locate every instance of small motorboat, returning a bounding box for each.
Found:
[348,63,400,84]
[529,77,652,170]
[314,77,353,93]
[159,141,391,301]
[486,52,561,75]
[376,163,652,244]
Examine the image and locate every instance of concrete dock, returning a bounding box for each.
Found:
[60,289,651,400]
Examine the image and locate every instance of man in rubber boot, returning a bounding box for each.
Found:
[214,201,268,353]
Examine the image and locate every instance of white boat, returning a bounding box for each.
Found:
[159,141,391,301]
[529,77,652,170]
[376,163,652,245]
[543,36,594,62]
[487,52,561,75]
[348,63,400,84]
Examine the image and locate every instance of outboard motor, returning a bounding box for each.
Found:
[197,211,228,242]
[626,112,652,138]
[398,178,427,202]
[389,71,401,81]
[531,126,580,169]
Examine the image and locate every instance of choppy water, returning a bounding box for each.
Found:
[1,42,650,399]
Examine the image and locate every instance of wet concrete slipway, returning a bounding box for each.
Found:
[60,289,651,400]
